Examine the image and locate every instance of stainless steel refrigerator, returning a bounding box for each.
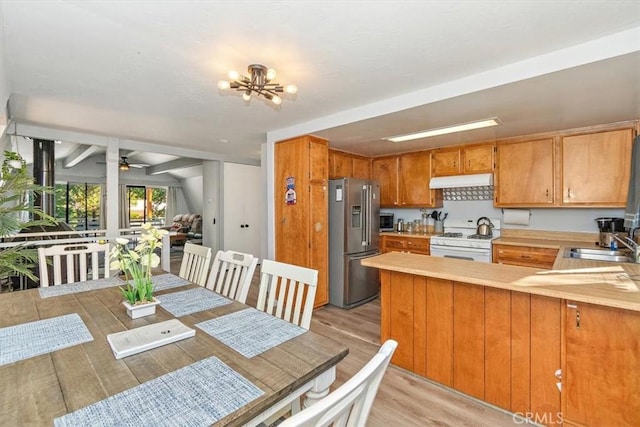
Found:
[329,178,380,309]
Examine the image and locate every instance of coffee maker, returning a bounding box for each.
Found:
[595,217,626,248]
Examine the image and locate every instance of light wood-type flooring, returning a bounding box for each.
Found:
[169,254,521,426]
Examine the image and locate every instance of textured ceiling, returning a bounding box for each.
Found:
[2,1,640,163]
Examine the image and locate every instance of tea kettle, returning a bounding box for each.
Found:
[476,217,494,236]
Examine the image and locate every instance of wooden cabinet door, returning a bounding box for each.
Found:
[492,244,558,269]
[564,302,640,426]
[399,151,433,206]
[453,282,485,400]
[405,237,429,255]
[372,156,399,207]
[426,277,454,387]
[384,271,414,371]
[432,148,461,176]
[495,138,555,206]
[463,143,494,173]
[530,295,561,422]
[561,128,633,206]
[275,139,310,266]
[309,137,328,182]
[309,182,328,307]
[484,288,511,410]
[329,150,351,179]
[351,156,371,180]
[382,236,406,253]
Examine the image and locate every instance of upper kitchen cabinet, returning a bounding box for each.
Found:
[463,143,495,174]
[274,134,329,308]
[561,128,633,207]
[328,149,371,180]
[432,143,495,176]
[372,156,400,206]
[373,152,442,208]
[432,148,460,176]
[495,138,555,207]
[399,151,442,207]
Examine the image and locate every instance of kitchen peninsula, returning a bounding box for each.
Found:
[361,251,640,426]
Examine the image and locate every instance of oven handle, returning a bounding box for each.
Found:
[443,254,475,261]
[429,245,490,254]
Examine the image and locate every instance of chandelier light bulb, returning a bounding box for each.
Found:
[285,84,298,94]
[218,64,296,106]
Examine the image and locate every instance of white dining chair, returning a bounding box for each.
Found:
[206,250,258,303]
[178,242,212,286]
[256,259,318,330]
[37,241,111,287]
[278,340,398,427]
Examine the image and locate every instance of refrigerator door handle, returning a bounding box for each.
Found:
[361,184,370,246]
[366,184,372,246]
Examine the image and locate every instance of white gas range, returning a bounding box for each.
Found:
[430,218,501,263]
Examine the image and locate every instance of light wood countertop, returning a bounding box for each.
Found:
[361,251,640,312]
[379,232,438,239]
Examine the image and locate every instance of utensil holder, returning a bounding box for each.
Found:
[435,220,444,233]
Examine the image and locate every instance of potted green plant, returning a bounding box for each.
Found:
[0,151,57,285]
[110,222,168,318]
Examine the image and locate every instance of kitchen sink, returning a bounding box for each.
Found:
[563,247,636,263]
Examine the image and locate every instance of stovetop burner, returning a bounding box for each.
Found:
[467,234,493,240]
[442,232,463,238]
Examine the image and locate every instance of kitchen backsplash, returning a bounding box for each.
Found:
[382,200,624,233]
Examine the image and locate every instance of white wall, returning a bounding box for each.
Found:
[181,176,203,214]
[381,200,624,234]
[0,2,10,147]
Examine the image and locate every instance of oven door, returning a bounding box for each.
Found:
[430,245,492,263]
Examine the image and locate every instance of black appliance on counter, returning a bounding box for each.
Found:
[595,217,626,248]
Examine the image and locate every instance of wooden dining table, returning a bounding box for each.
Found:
[0,274,349,426]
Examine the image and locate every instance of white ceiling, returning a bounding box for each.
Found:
[2,1,640,165]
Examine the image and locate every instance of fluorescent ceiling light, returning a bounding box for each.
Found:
[385,117,501,142]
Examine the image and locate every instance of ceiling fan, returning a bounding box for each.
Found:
[118,156,149,171]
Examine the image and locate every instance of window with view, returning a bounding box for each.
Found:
[55,183,102,230]
[127,186,167,227]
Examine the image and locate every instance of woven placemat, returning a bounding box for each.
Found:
[151,273,192,291]
[195,308,306,358]
[0,313,93,366]
[54,355,264,427]
[156,287,231,317]
[38,277,124,298]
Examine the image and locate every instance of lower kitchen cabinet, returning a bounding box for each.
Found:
[453,282,485,399]
[564,301,640,426]
[381,234,430,255]
[380,271,564,423]
[493,244,558,269]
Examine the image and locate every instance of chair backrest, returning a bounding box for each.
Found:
[256,259,318,330]
[206,250,258,303]
[37,242,111,287]
[278,340,398,427]
[178,242,212,286]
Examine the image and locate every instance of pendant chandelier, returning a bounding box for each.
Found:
[217,64,297,105]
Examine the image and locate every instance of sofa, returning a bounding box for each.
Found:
[165,214,202,241]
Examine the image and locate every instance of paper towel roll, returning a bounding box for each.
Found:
[503,209,530,226]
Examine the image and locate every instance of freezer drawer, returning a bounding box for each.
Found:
[329,251,380,309]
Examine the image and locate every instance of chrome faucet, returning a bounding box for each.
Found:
[612,229,640,263]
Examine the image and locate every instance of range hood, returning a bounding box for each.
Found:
[429,173,493,189]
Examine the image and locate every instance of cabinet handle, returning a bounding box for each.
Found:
[545,188,550,198]
[567,188,572,199]
[576,309,581,329]
[240,224,245,228]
